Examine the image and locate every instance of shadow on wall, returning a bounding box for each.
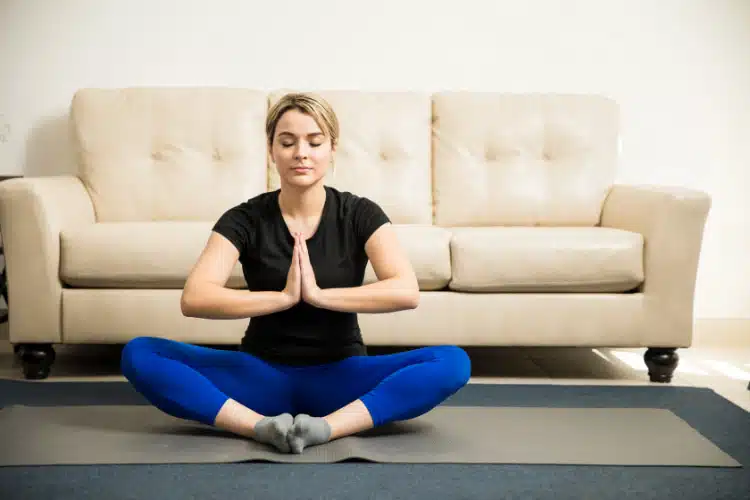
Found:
[24,114,79,177]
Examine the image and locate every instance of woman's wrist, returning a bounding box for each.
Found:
[304,286,325,309]
[278,290,300,310]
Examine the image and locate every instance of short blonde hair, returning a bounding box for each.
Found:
[266,93,339,148]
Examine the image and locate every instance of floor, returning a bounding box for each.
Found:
[1,322,749,413]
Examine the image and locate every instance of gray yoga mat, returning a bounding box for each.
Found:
[0,404,741,467]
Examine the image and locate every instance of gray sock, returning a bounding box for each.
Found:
[253,413,294,453]
[288,414,332,454]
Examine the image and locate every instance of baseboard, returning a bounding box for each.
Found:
[693,318,750,348]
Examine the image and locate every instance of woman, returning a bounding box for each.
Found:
[120,92,471,454]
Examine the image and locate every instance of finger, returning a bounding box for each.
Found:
[295,234,304,268]
[293,236,300,263]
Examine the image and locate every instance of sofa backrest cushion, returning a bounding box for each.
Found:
[70,88,619,227]
[431,93,619,226]
[267,90,434,224]
[71,87,269,222]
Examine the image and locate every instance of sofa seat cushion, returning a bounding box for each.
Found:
[60,222,247,289]
[448,227,644,292]
[363,225,452,290]
[60,222,453,291]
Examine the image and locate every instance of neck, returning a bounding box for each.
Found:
[278,182,327,219]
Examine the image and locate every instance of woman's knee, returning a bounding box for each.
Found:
[432,345,472,390]
[120,336,162,377]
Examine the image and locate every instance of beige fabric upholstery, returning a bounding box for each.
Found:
[0,176,96,343]
[432,93,619,227]
[62,290,657,347]
[600,184,712,346]
[0,88,713,366]
[60,222,247,289]
[60,223,452,291]
[62,289,243,345]
[358,291,655,347]
[448,227,644,292]
[71,87,269,222]
[267,90,434,224]
[363,225,452,291]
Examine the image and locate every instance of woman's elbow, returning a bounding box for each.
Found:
[401,278,420,310]
[405,290,420,310]
[180,286,203,317]
[180,292,195,317]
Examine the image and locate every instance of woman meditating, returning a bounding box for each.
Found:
[120,92,472,454]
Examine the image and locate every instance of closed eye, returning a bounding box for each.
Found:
[281,142,323,148]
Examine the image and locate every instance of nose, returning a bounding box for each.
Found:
[294,142,309,159]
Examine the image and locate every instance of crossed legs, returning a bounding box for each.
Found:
[120,337,472,453]
[120,336,299,450]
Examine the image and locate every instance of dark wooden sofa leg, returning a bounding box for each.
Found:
[15,344,56,380]
[644,347,678,383]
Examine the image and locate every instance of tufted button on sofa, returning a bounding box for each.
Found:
[0,88,711,381]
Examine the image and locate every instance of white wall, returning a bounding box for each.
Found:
[0,0,748,319]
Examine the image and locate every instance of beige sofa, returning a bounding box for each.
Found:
[0,88,711,381]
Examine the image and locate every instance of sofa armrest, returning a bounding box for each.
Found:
[0,176,95,344]
[600,184,711,341]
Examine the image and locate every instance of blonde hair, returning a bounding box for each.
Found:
[266,93,339,148]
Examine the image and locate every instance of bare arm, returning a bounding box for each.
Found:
[180,232,294,319]
[312,223,420,313]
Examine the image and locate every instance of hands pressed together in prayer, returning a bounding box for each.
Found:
[279,227,418,315]
[282,232,323,308]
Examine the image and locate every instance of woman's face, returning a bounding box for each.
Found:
[270,109,334,188]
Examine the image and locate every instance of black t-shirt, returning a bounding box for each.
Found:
[211,185,391,366]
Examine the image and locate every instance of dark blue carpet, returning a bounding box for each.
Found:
[1,379,748,500]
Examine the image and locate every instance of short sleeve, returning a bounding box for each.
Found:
[212,203,254,257]
[352,196,391,248]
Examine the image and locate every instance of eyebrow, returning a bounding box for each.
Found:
[277,131,324,138]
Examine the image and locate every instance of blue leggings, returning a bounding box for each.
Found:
[120,337,472,428]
